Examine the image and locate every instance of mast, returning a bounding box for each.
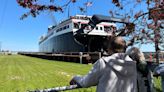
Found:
[68,5,70,18]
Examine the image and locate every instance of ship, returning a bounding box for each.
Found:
[39,15,116,53]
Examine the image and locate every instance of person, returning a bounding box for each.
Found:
[70,36,137,92]
[126,47,155,92]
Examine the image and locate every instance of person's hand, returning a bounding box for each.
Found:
[70,78,77,85]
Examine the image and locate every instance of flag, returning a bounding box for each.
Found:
[84,2,92,7]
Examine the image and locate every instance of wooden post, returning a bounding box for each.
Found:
[99,52,101,59]
[79,52,83,64]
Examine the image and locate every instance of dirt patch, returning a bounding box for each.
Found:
[58,71,72,77]
[10,76,23,80]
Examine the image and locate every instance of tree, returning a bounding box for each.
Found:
[17,0,164,63]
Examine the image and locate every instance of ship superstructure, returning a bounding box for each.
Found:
[39,15,116,53]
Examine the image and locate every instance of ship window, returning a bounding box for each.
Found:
[85,26,90,30]
[59,28,62,31]
[100,27,103,30]
[63,26,67,30]
[81,24,87,28]
[52,25,55,29]
[96,26,98,30]
[76,16,80,19]
[81,17,83,20]
[84,17,88,20]
[104,26,111,32]
[74,23,80,29]
[67,25,69,28]
[56,29,60,32]
[81,17,86,20]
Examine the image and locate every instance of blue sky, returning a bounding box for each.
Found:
[0,0,155,52]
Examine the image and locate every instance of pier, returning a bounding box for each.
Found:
[18,52,102,64]
[18,51,164,64]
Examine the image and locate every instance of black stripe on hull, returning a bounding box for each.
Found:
[39,32,85,52]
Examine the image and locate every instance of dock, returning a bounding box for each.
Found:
[18,52,102,64]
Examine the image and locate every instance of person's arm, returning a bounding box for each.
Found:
[70,58,106,88]
[153,64,164,77]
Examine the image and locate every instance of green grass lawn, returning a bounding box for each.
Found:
[0,55,95,92]
[0,55,162,92]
